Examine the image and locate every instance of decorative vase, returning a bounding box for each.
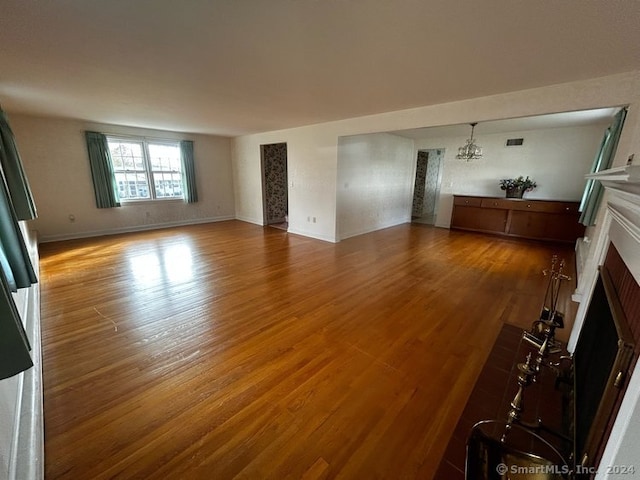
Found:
[506,187,525,199]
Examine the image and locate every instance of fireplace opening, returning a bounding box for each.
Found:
[573,245,637,470]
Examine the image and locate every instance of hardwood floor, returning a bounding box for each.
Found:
[39,221,576,479]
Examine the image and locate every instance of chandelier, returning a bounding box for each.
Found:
[456,122,483,161]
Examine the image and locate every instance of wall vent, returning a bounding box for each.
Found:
[506,138,524,147]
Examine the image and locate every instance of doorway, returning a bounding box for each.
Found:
[411,149,444,225]
[261,142,289,230]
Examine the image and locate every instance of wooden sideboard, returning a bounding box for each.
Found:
[451,195,585,243]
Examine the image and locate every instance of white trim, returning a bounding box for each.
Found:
[573,165,640,479]
[573,237,590,300]
[287,227,337,243]
[106,136,184,201]
[119,198,185,206]
[234,215,264,226]
[568,210,612,352]
[570,166,640,350]
[8,228,43,480]
[10,280,42,480]
[585,164,640,182]
[8,372,24,479]
[586,165,640,196]
[38,215,234,243]
[338,219,411,242]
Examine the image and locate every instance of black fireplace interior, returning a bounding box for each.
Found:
[573,267,635,469]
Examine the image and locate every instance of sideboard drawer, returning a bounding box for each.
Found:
[508,200,554,213]
[480,198,513,210]
[508,200,579,214]
[454,196,482,207]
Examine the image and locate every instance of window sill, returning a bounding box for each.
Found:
[120,198,184,206]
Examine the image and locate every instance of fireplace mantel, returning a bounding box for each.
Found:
[572,163,640,479]
[585,164,640,285]
[572,164,640,351]
[586,164,640,198]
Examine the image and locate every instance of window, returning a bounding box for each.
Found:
[107,137,183,201]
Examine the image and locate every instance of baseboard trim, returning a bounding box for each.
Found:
[38,216,235,243]
[338,219,410,241]
[234,215,263,226]
[286,227,336,243]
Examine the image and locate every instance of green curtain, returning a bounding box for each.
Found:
[180,140,198,203]
[0,109,37,220]
[86,131,121,208]
[0,108,37,290]
[0,264,33,380]
[0,167,37,291]
[579,108,627,226]
[0,111,35,379]
[0,245,17,291]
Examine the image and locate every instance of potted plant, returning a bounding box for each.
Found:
[499,176,537,198]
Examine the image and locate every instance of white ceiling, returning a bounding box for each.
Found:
[1,1,639,137]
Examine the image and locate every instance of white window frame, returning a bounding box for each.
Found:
[106,136,183,202]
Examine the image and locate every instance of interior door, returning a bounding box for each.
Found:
[261,143,288,226]
[411,151,428,218]
[412,149,444,225]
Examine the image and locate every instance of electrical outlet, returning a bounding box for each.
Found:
[312,217,316,223]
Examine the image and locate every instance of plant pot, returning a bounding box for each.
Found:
[505,187,525,199]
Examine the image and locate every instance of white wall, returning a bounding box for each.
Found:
[232,71,640,242]
[413,125,607,228]
[232,128,339,242]
[9,114,235,242]
[337,133,415,240]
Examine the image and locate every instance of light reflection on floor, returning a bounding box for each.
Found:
[128,244,194,287]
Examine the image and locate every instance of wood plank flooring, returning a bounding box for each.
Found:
[39,221,576,479]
